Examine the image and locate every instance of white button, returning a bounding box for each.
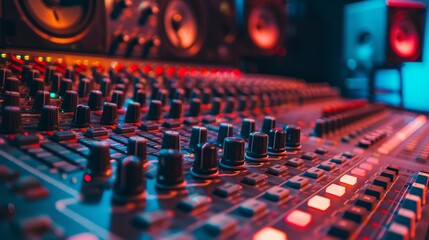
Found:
[366,157,379,164]
[359,163,373,171]
[395,208,416,239]
[286,210,312,228]
[326,184,346,197]
[386,223,409,240]
[307,195,330,211]
[252,227,287,240]
[351,168,366,177]
[340,174,357,186]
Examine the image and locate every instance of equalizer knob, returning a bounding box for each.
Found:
[133,90,146,107]
[4,77,19,92]
[59,79,72,97]
[0,68,11,86]
[38,105,59,131]
[261,116,276,134]
[127,137,147,165]
[22,67,39,86]
[112,156,146,203]
[101,102,118,125]
[111,90,125,109]
[145,100,162,120]
[237,96,248,111]
[161,131,181,150]
[188,126,208,152]
[240,118,256,140]
[32,91,50,112]
[313,119,325,138]
[3,91,20,108]
[44,66,55,84]
[191,142,218,178]
[156,149,185,189]
[86,141,112,179]
[29,78,44,97]
[1,106,22,134]
[61,90,78,112]
[223,97,236,114]
[156,89,168,106]
[88,90,103,111]
[51,73,62,93]
[100,78,111,97]
[210,98,222,115]
[167,99,182,119]
[78,78,91,97]
[220,137,245,169]
[216,123,233,147]
[187,98,201,117]
[245,132,269,162]
[268,128,286,156]
[72,105,91,128]
[124,102,141,123]
[202,88,212,104]
[285,125,301,150]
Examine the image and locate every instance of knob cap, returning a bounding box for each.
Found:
[100,78,111,97]
[161,131,181,150]
[59,78,72,97]
[156,89,168,106]
[61,90,78,112]
[125,102,141,123]
[268,128,286,156]
[133,89,146,107]
[146,100,162,120]
[127,137,147,164]
[167,99,182,119]
[4,77,19,93]
[313,119,325,138]
[223,97,236,113]
[29,78,45,97]
[0,68,11,87]
[101,102,118,125]
[51,73,63,93]
[191,142,218,178]
[156,149,185,189]
[32,90,50,112]
[216,123,233,147]
[237,96,248,111]
[202,88,212,104]
[111,90,125,109]
[187,98,201,117]
[22,67,40,86]
[113,155,146,202]
[150,84,160,100]
[210,98,222,115]
[44,66,55,84]
[220,137,245,169]
[285,125,301,150]
[72,105,91,127]
[78,78,91,97]
[86,141,112,179]
[245,132,269,162]
[261,116,276,134]
[4,91,20,108]
[88,90,103,111]
[1,106,22,134]
[240,118,255,140]
[188,126,208,152]
[38,105,59,131]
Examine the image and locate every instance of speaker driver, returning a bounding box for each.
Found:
[15,0,95,44]
[247,6,280,50]
[389,14,420,60]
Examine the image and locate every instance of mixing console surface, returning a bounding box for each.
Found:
[0,53,428,240]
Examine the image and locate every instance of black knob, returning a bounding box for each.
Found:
[59,78,72,97]
[210,97,222,115]
[156,89,168,106]
[29,78,45,97]
[261,116,276,134]
[127,136,147,164]
[237,96,248,111]
[150,85,160,100]
[72,105,91,127]
[44,66,55,84]
[3,91,20,108]
[1,106,22,134]
[156,149,185,189]
[4,77,19,93]
[78,78,91,97]
[101,102,118,125]
[51,73,62,93]
[113,156,146,202]
[38,105,59,131]
[191,142,218,178]
[61,90,78,112]
[65,68,75,80]
[174,88,185,102]
[188,126,208,152]
[213,87,225,98]
[245,132,269,162]
[22,67,40,86]
[202,88,212,104]
[250,95,261,109]
[313,119,325,138]
[167,99,182,119]
[220,137,245,169]
[110,0,131,20]
[32,90,50,112]
[100,78,111,97]
[190,89,201,99]
[268,128,286,156]
[216,123,233,147]
[146,100,162,120]
[133,89,146,107]
[88,90,103,111]
[0,68,11,86]
[161,131,181,150]
[285,125,301,150]
[187,98,201,117]
[124,102,141,123]
[86,141,112,179]
[223,97,236,114]
[240,118,255,140]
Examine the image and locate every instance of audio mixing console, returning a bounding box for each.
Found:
[0,53,428,240]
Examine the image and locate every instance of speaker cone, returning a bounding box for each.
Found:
[389,13,420,60]
[247,6,280,50]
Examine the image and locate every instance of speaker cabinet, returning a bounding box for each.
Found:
[1,0,106,53]
[158,0,238,63]
[344,0,426,67]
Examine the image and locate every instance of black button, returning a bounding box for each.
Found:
[328,219,357,239]
[373,176,391,190]
[381,170,396,182]
[355,195,377,211]
[364,185,384,200]
[343,206,368,223]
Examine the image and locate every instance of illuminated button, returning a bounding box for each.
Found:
[359,163,373,171]
[416,171,429,188]
[395,208,416,239]
[307,195,330,211]
[409,183,426,205]
[326,184,346,197]
[366,157,379,164]
[351,168,366,177]
[402,194,422,220]
[252,227,287,240]
[340,174,357,186]
[286,210,312,228]
[385,223,409,240]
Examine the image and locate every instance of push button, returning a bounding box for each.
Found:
[402,194,422,220]
[213,183,242,198]
[318,161,336,171]
[252,227,287,240]
[364,185,384,200]
[265,186,290,202]
[204,214,237,237]
[267,164,288,176]
[301,152,318,161]
[381,170,397,182]
[177,195,212,213]
[307,195,330,211]
[373,176,391,190]
[326,184,345,197]
[133,210,171,229]
[242,173,267,186]
[304,167,325,179]
[385,223,409,240]
[355,195,377,211]
[409,183,426,205]
[328,219,357,239]
[343,206,368,223]
[286,176,309,189]
[330,155,347,164]
[340,174,357,186]
[238,199,267,217]
[286,210,312,228]
[395,208,416,239]
[416,171,429,187]
[286,158,304,167]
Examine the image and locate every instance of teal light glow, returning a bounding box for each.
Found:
[50,92,57,98]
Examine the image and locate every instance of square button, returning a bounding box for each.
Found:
[351,168,366,177]
[286,210,312,228]
[307,195,330,211]
[326,184,346,197]
[252,227,287,240]
[359,163,373,171]
[286,176,309,189]
[304,167,325,179]
[340,174,357,186]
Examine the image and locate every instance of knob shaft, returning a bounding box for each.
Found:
[210,98,222,115]
[51,73,63,93]
[113,155,146,202]
[101,102,118,125]
[313,119,325,138]
[220,137,245,169]
[88,90,103,111]
[1,106,22,134]
[38,105,59,131]
[156,149,185,189]
[0,68,12,86]
[216,123,233,147]
[245,132,269,162]
[72,105,91,127]
[191,142,218,178]
[285,125,301,150]
[86,141,112,179]
[268,128,286,156]
[161,131,181,150]
[44,66,55,84]
[223,97,236,113]
[127,137,147,164]
[188,126,208,152]
[100,78,111,97]
[59,79,72,97]
[124,102,141,123]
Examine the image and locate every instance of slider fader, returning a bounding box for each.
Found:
[0,53,428,240]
